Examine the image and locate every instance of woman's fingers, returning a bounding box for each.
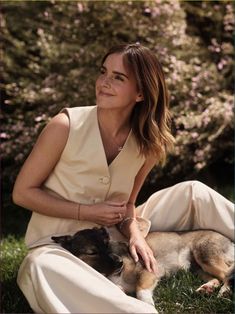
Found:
[106,202,126,214]
[148,252,158,274]
[142,249,157,274]
[131,245,157,274]
[141,251,152,273]
[129,244,139,263]
[100,210,125,226]
[91,202,127,226]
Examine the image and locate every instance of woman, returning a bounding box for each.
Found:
[13,43,234,313]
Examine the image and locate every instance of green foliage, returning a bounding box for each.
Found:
[0,236,27,282]
[0,236,32,313]
[182,1,234,91]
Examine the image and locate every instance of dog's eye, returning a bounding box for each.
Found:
[86,250,98,255]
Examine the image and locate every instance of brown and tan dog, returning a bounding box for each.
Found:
[52,227,234,306]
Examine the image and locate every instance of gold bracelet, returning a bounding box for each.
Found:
[77,203,81,220]
[119,217,136,230]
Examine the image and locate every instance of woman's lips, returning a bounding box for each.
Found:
[99,91,114,97]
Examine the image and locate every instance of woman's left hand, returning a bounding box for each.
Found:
[129,230,157,274]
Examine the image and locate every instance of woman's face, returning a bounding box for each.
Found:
[96,53,142,111]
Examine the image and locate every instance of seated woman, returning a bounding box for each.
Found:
[13,43,234,313]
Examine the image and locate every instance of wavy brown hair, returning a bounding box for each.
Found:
[101,43,175,165]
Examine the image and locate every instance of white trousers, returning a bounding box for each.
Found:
[17,181,234,313]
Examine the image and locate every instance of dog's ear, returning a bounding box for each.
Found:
[51,235,72,245]
[99,227,110,243]
[93,227,110,242]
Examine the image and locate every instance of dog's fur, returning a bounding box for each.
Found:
[52,228,234,305]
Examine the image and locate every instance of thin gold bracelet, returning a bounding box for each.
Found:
[119,217,136,230]
[77,203,81,220]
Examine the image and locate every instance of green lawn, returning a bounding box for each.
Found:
[0,236,32,313]
[1,236,233,313]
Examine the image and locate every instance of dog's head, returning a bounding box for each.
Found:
[52,227,124,276]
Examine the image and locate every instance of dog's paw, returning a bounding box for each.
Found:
[196,280,220,294]
[218,284,231,298]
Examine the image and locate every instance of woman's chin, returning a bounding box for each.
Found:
[96,101,114,109]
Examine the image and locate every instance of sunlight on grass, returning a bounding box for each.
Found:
[0,235,27,281]
[153,270,234,313]
[1,236,32,313]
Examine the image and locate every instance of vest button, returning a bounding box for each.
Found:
[99,176,110,184]
[93,198,101,203]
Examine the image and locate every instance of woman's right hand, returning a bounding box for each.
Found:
[80,201,127,226]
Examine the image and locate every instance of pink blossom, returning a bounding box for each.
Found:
[191,132,198,139]
[0,133,10,139]
[77,3,83,13]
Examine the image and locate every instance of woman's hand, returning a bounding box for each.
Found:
[80,201,126,226]
[129,229,157,274]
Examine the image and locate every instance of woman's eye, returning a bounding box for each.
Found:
[115,75,124,82]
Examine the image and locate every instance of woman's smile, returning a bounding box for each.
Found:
[98,90,115,97]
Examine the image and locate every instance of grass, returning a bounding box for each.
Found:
[1,236,234,313]
[153,271,234,313]
[0,236,32,313]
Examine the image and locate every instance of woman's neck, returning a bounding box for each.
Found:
[97,107,132,137]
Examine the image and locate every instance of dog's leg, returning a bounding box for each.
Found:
[218,265,234,298]
[218,282,231,298]
[136,271,158,306]
[194,257,230,295]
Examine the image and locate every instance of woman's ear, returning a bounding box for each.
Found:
[136,93,144,102]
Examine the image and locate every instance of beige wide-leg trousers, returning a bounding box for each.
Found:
[17,181,234,313]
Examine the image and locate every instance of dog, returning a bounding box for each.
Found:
[52,227,234,306]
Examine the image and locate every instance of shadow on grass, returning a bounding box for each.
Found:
[2,279,33,313]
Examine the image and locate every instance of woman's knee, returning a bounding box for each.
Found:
[175,180,210,206]
[22,247,56,272]
[180,180,208,196]
[190,180,211,201]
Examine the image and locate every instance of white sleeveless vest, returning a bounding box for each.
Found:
[25,106,146,248]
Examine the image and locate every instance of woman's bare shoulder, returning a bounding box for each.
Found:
[40,112,70,140]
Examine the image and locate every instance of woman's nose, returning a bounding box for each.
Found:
[101,75,112,87]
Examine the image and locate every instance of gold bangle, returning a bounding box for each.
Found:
[77,203,81,220]
[119,217,136,230]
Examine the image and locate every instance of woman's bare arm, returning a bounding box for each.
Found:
[126,155,157,217]
[12,113,80,219]
[12,112,126,224]
[119,155,158,273]
[119,154,157,235]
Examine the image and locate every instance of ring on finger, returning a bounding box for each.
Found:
[118,213,122,219]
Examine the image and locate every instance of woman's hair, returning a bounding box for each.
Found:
[101,43,175,165]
